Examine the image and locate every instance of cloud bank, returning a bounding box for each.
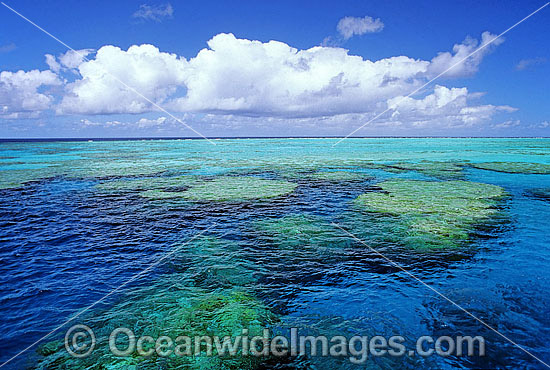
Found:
[1,32,512,132]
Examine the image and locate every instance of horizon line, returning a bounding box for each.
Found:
[1,136,550,143]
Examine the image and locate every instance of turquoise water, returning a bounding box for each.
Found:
[0,138,549,369]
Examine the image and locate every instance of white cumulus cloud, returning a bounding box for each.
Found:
[1,31,511,131]
[133,3,173,22]
[0,69,61,118]
[427,31,504,78]
[136,116,167,127]
[45,54,61,73]
[58,44,187,114]
[59,49,95,69]
[46,49,96,73]
[492,119,521,129]
[387,85,516,127]
[170,33,430,116]
[337,16,384,40]
[56,33,437,117]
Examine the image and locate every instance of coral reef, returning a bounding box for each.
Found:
[384,161,466,180]
[35,237,278,369]
[253,214,348,251]
[306,170,373,182]
[97,175,198,192]
[471,162,550,174]
[354,180,506,249]
[179,177,298,201]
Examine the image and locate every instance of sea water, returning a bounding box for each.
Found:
[0,138,549,369]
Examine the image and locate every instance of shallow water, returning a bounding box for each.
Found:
[0,138,549,369]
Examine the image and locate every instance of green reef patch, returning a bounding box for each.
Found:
[0,175,27,190]
[0,166,61,190]
[67,160,167,179]
[139,189,188,199]
[306,170,373,182]
[384,161,466,180]
[172,236,262,289]
[97,175,199,193]
[177,176,298,202]
[35,236,278,369]
[253,214,348,251]
[471,162,550,174]
[36,288,276,370]
[354,180,506,249]
[0,156,198,190]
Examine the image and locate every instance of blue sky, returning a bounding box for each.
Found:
[0,0,549,137]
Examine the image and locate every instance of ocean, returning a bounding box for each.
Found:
[0,138,549,369]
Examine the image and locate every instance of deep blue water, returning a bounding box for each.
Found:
[0,138,549,369]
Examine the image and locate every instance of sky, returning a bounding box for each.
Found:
[0,0,549,138]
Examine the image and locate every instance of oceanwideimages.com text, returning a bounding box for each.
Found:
[65,325,486,364]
